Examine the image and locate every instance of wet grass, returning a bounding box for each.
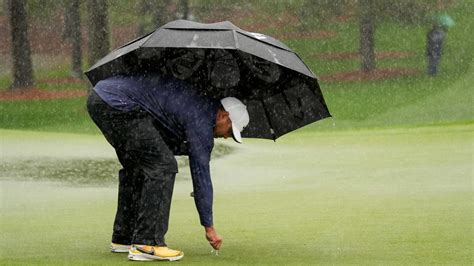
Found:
[1,125,472,265]
[0,157,122,184]
[0,130,234,185]
[309,67,474,131]
[0,97,98,134]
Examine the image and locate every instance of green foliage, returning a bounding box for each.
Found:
[298,0,352,29]
[0,0,472,133]
[0,0,5,16]
[192,0,248,8]
[297,0,451,29]
[372,0,438,25]
[26,0,65,22]
[108,0,140,26]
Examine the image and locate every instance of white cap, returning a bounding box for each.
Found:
[220,97,249,143]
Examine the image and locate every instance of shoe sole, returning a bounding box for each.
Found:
[110,244,131,253]
[128,253,154,261]
[111,248,130,253]
[128,252,184,262]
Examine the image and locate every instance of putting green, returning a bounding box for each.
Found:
[1,125,472,265]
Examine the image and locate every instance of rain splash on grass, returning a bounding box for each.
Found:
[0,130,234,185]
[1,125,472,265]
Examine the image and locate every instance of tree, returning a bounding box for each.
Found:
[299,0,441,72]
[63,0,82,78]
[357,0,438,72]
[137,0,174,36]
[178,0,189,20]
[137,0,151,36]
[8,0,34,89]
[87,0,110,67]
[359,0,376,72]
[153,0,172,28]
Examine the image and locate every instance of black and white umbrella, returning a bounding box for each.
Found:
[85,19,331,140]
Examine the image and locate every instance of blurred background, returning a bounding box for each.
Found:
[1,0,472,133]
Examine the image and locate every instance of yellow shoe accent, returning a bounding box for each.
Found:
[154,246,183,257]
[129,245,184,261]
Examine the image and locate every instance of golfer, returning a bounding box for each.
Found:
[86,74,249,261]
[426,22,446,76]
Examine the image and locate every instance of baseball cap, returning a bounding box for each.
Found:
[220,97,249,143]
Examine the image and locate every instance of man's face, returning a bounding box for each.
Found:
[214,109,232,139]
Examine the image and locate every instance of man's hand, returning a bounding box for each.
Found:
[205,226,223,250]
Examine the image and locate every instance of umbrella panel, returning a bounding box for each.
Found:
[241,100,274,139]
[86,53,141,86]
[162,19,292,51]
[142,28,237,49]
[235,32,315,78]
[129,47,292,99]
[263,78,329,139]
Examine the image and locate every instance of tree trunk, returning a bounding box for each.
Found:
[154,0,172,28]
[8,0,34,89]
[359,0,376,72]
[87,0,110,67]
[64,0,82,78]
[179,0,189,19]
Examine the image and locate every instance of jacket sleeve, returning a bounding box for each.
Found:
[185,124,214,227]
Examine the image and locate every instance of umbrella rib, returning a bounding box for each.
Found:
[232,30,239,49]
[260,100,277,141]
[292,53,316,78]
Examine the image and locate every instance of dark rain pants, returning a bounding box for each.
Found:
[427,55,441,76]
[87,90,178,246]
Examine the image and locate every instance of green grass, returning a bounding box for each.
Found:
[308,66,474,131]
[0,97,98,134]
[1,125,472,265]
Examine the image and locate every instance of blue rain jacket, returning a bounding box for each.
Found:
[427,27,445,57]
[93,75,219,227]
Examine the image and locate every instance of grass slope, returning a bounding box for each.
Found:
[1,125,472,265]
[367,66,474,127]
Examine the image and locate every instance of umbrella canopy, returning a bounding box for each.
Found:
[85,20,331,140]
[437,14,455,28]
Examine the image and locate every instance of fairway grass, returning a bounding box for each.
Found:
[1,125,472,265]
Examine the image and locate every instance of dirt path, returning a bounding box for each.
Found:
[312,51,417,60]
[0,88,88,101]
[319,68,422,82]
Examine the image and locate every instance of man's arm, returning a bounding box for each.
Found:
[188,152,214,227]
[186,127,223,250]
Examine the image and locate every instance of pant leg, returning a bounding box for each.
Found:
[111,167,144,245]
[428,55,440,76]
[122,114,178,246]
[87,91,178,246]
[133,170,176,246]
